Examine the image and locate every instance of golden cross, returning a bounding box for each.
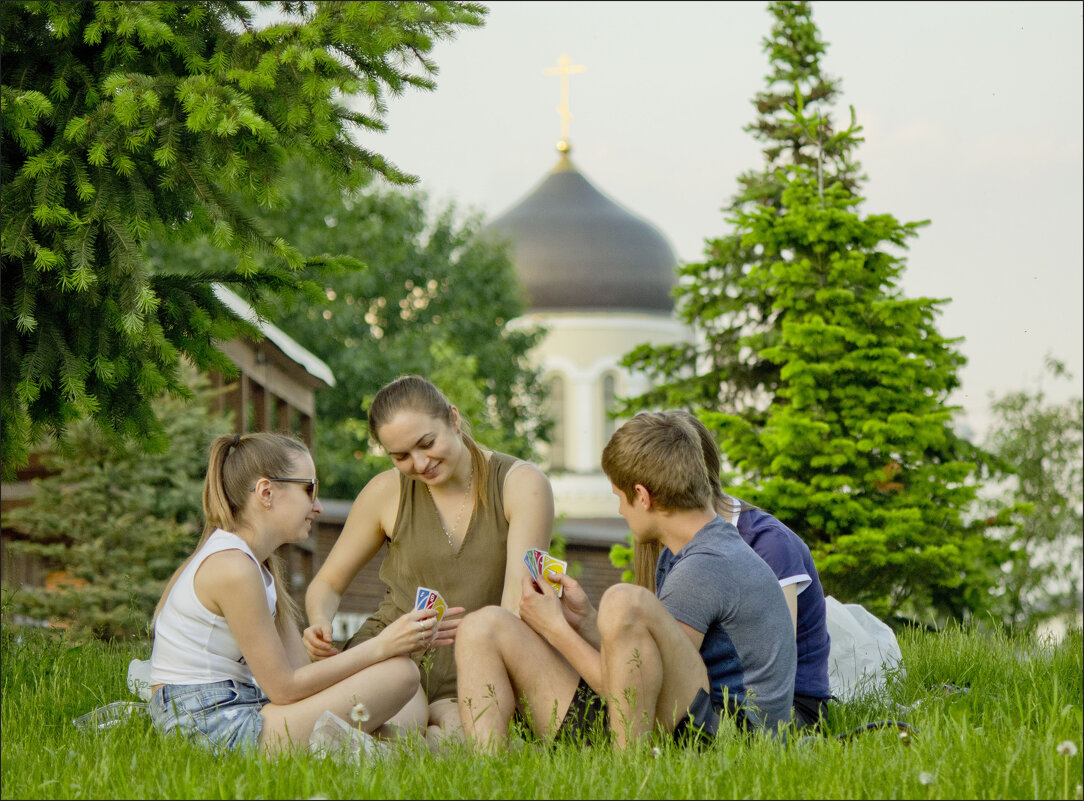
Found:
[543,53,586,148]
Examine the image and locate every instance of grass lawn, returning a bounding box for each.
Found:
[1,621,1080,800]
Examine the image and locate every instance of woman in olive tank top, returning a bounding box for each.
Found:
[303,376,555,746]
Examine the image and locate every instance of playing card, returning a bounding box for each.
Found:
[523,549,541,581]
[539,553,567,597]
[414,586,447,624]
[523,549,566,597]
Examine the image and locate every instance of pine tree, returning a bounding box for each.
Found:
[1,1,485,478]
[3,367,232,640]
[618,1,855,419]
[617,1,1009,623]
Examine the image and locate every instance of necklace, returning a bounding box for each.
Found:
[427,465,474,548]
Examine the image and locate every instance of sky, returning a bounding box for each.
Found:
[348,0,1083,439]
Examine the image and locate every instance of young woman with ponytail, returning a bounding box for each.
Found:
[148,432,453,754]
[303,375,555,745]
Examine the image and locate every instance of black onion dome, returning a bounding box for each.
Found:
[485,153,677,313]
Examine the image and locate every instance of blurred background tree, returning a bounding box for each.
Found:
[147,156,547,499]
[983,358,1083,630]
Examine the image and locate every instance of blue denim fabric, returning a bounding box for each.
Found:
[149,679,269,753]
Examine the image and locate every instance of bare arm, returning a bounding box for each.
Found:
[676,620,705,650]
[498,461,555,616]
[303,470,399,659]
[200,550,440,704]
[280,618,313,669]
[518,574,606,692]
[781,583,799,636]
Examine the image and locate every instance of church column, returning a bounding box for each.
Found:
[570,372,597,472]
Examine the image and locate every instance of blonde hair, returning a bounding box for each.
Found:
[367,375,490,513]
[629,410,756,591]
[152,432,307,632]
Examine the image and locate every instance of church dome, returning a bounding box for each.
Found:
[485,152,677,313]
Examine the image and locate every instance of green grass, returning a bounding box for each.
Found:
[1,623,1081,800]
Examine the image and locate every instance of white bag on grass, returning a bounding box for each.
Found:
[309,709,389,762]
[127,658,153,701]
[825,596,904,701]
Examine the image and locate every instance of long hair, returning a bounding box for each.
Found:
[152,432,308,632]
[367,375,490,513]
[630,410,757,591]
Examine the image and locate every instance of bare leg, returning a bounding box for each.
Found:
[258,656,421,754]
[424,698,462,752]
[454,605,581,752]
[597,583,709,748]
[375,683,429,741]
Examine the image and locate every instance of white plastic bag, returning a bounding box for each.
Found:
[309,709,388,762]
[72,700,147,731]
[127,658,153,701]
[824,596,904,701]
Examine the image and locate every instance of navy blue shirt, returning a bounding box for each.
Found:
[731,504,832,699]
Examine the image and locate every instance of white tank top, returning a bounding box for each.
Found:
[149,529,276,686]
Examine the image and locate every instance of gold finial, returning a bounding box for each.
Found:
[543,53,585,153]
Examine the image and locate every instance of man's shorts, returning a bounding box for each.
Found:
[554,679,747,747]
[150,679,268,753]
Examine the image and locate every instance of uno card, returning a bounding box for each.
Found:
[538,553,567,597]
[523,548,566,597]
[523,549,541,581]
[414,586,447,624]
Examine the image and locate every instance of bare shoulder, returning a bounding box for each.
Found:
[502,459,553,505]
[197,548,260,581]
[343,467,400,539]
[192,549,263,615]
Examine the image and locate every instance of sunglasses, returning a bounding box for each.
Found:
[255,477,319,500]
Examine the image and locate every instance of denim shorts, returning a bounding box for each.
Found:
[149,679,269,753]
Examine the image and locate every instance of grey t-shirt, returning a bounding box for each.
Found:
[656,516,797,731]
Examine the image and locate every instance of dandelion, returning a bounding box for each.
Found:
[652,746,662,759]
[350,701,370,724]
[1057,740,1078,757]
[918,772,935,786]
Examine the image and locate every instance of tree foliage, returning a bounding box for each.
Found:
[1,0,485,478]
[984,358,1084,629]
[149,157,547,498]
[3,367,231,640]
[616,1,1009,623]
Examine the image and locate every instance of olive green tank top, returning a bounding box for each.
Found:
[345,451,519,701]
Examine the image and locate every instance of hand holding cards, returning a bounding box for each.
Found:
[523,548,567,597]
[414,586,448,626]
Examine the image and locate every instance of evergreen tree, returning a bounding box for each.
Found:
[3,367,232,640]
[618,1,1008,623]
[149,158,547,498]
[1,1,485,478]
[618,0,856,418]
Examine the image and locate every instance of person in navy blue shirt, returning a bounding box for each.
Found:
[636,411,833,730]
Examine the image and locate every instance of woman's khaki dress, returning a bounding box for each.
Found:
[344,452,518,702]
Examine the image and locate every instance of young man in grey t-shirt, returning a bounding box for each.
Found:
[454,411,796,749]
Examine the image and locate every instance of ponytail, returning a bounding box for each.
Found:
[152,432,307,632]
